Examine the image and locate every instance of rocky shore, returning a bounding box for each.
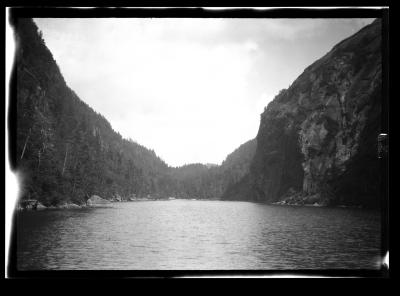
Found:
[17,195,112,211]
[16,193,173,211]
[272,191,364,208]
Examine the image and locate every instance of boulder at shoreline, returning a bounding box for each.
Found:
[57,203,82,209]
[87,195,111,206]
[36,202,47,210]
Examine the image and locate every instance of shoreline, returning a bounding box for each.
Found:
[16,198,182,211]
[16,198,369,212]
[271,201,364,209]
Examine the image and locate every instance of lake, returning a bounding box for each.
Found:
[16,199,382,270]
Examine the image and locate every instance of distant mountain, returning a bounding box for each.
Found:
[168,139,257,199]
[222,19,383,207]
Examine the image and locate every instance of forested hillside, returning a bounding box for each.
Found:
[11,18,256,206]
[168,139,257,199]
[13,18,175,205]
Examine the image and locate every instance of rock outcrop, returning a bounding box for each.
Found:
[35,202,47,210]
[111,194,123,202]
[18,199,47,210]
[56,202,82,209]
[224,19,383,207]
[87,195,111,206]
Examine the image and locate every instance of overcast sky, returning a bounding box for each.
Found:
[33,18,374,167]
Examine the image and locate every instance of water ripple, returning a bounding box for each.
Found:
[17,200,381,270]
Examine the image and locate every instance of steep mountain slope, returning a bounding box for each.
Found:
[12,18,175,205]
[223,19,382,207]
[11,18,257,205]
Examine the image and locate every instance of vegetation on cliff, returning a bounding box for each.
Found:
[13,18,174,205]
[223,19,383,207]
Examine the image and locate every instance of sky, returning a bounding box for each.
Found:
[32,17,375,167]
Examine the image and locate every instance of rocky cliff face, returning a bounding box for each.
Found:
[224,19,382,207]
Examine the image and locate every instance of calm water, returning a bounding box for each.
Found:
[16,200,382,270]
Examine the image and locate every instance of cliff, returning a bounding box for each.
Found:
[223,19,383,207]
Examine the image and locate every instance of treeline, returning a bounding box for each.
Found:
[11,18,256,206]
[168,139,257,199]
